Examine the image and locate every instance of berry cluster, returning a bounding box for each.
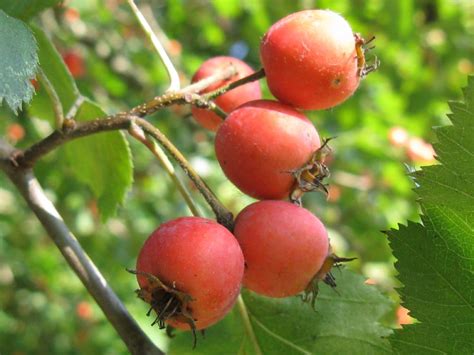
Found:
[131,9,377,343]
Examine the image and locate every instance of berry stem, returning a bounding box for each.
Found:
[0,140,163,355]
[65,95,85,120]
[10,66,236,168]
[37,68,64,129]
[184,93,228,119]
[236,295,263,355]
[203,68,266,101]
[7,70,239,228]
[134,117,234,229]
[127,0,180,92]
[128,122,202,217]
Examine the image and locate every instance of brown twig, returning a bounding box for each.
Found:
[203,68,265,101]
[7,66,266,228]
[7,113,234,229]
[133,117,234,229]
[130,64,238,117]
[128,122,202,217]
[0,139,162,355]
[183,93,228,119]
[15,114,132,168]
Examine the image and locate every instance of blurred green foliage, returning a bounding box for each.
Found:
[0,0,472,353]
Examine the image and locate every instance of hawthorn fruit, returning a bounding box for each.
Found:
[191,56,262,131]
[234,200,329,298]
[406,137,436,163]
[63,51,86,78]
[133,217,244,332]
[260,9,360,110]
[215,99,320,200]
[388,126,409,148]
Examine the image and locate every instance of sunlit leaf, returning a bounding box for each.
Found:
[388,76,474,353]
[168,270,392,354]
[0,0,62,20]
[0,10,38,114]
[28,25,80,122]
[64,100,133,221]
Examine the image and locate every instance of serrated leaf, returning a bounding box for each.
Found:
[388,76,474,354]
[29,25,80,122]
[388,222,474,354]
[0,10,38,114]
[0,0,62,20]
[27,26,132,221]
[168,270,392,354]
[64,100,133,221]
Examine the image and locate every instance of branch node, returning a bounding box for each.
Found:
[62,118,77,133]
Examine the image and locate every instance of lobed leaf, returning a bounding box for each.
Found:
[0,10,38,114]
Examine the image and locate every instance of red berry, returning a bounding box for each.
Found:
[396,305,414,326]
[215,100,320,200]
[234,200,329,297]
[6,123,25,142]
[64,8,80,22]
[388,126,409,148]
[63,51,86,78]
[260,10,359,110]
[135,217,244,331]
[191,56,262,131]
[76,301,93,320]
[30,78,39,90]
[406,137,436,163]
[327,184,342,202]
[168,39,182,57]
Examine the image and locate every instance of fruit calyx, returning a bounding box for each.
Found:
[289,137,334,206]
[301,253,357,310]
[127,269,198,347]
[354,33,380,78]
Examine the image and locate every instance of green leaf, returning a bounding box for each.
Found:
[0,10,38,114]
[27,26,133,221]
[64,100,133,221]
[0,0,62,20]
[388,76,474,354]
[29,25,80,122]
[167,307,250,355]
[168,270,392,354]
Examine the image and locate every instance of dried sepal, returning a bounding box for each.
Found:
[301,252,356,309]
[354,33,380,78]
[126,268,198,348]
[289,137,335,206]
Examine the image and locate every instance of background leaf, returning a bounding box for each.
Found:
[27,26,133,221]
[169,270,392,354]
[167,307,249,355]
[0,0,62,20]
[29,25,80,123]
[0,10,38,114]
[388,76,474,353]
[64,100,133,221]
